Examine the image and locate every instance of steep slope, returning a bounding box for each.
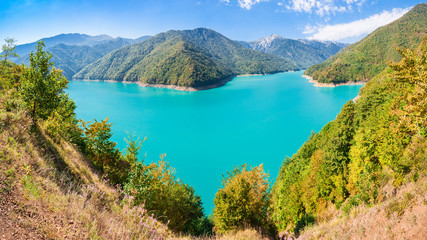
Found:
[0,91,172,239]
[272,37,427,236]
[297,178,427,239]
[305,3,427,84]
[14,34,151,79]
[74,28,297,88]
[0,45,208,239]
[247,34,346,68]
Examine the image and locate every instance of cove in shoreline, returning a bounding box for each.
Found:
[68,71,364,214]
[303,75,367,88]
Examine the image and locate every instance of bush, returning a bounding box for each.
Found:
[80,117,130,184]
[124,154,204,234]
[213,164,275,235]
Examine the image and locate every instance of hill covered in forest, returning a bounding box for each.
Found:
[14,34,151,79]
[73,28,298,88]
[271,37,427,238]
[304,3,427,84]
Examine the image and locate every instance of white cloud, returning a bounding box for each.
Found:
[220,0,269,10]
[286,0,366,16]
[221,0,367,12]
[304,7,410,41]
[303,24,317,34]
[220,0,231,5]
[238,0,270,10]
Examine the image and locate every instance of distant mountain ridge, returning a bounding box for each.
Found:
[241,34,347,69]
[305,3,427,84]
[74,28,298,88]
[14,33,151,79]
[12,29,347,88]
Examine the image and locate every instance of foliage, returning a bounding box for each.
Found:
[1,38,209,238]
[305,4,427,84]
[14,34,151,79]
[80,117,131,184]
[124,154,205,234]
[74,28,297,87]
[0,86,173,239]
[385,193,414,218]
[213,164,274,235]
[122,133,144,167]
[19,40,69,124]
[272,37,427,233]
[0,37,19,74]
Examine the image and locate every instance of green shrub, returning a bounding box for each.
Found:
[80,118,129,184]
[124,154,204,234]
[385,193,414,218]
[213,164,274,235]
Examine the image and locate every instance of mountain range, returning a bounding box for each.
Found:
[243,34,347,69]
[305,3,427,84]
[14,5,427,89]
[14,34,151,79]
[73,28,299,88]
[12,30,347,87]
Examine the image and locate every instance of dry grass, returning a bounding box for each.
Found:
[0,93,173,239]
[176,228,271,240]
[0,91,274,240]
[297,177,427,240]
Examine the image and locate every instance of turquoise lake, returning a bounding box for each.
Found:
[67,71,363,214]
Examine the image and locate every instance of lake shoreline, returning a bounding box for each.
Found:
[72,73,278,92]
[302,75,367,87]
[69,71,364,215]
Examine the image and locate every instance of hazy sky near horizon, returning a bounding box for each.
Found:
[0,0,423,45]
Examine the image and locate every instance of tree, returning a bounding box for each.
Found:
[19,40,68,124]
[213,164,274,235]
[0,38,19,74]
[123,133,144,168]
[124,154,204,233]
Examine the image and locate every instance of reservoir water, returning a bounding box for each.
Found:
[67,71,363,214]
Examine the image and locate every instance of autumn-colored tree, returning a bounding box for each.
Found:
[80,117,130,183]
[124,154,204,234]
[272,37,427,234]
[213,164,274,234]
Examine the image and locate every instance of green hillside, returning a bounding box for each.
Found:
[271,37,427,234]
[0,40,214,239]
[74,28,297,88]
[15,35,151,79]
[305,4,427,84]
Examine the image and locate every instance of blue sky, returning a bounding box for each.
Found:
[0,0,423,45]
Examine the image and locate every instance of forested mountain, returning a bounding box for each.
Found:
[271,37,427,235]
[305,3,427,84]
[246,34,347,68]
[74,28,298,88]
[14,34,151,79]
[14,33,114,57]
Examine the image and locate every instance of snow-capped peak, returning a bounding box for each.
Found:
[255,34,284,49]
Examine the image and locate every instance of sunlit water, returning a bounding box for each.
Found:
[68,71,363,214]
